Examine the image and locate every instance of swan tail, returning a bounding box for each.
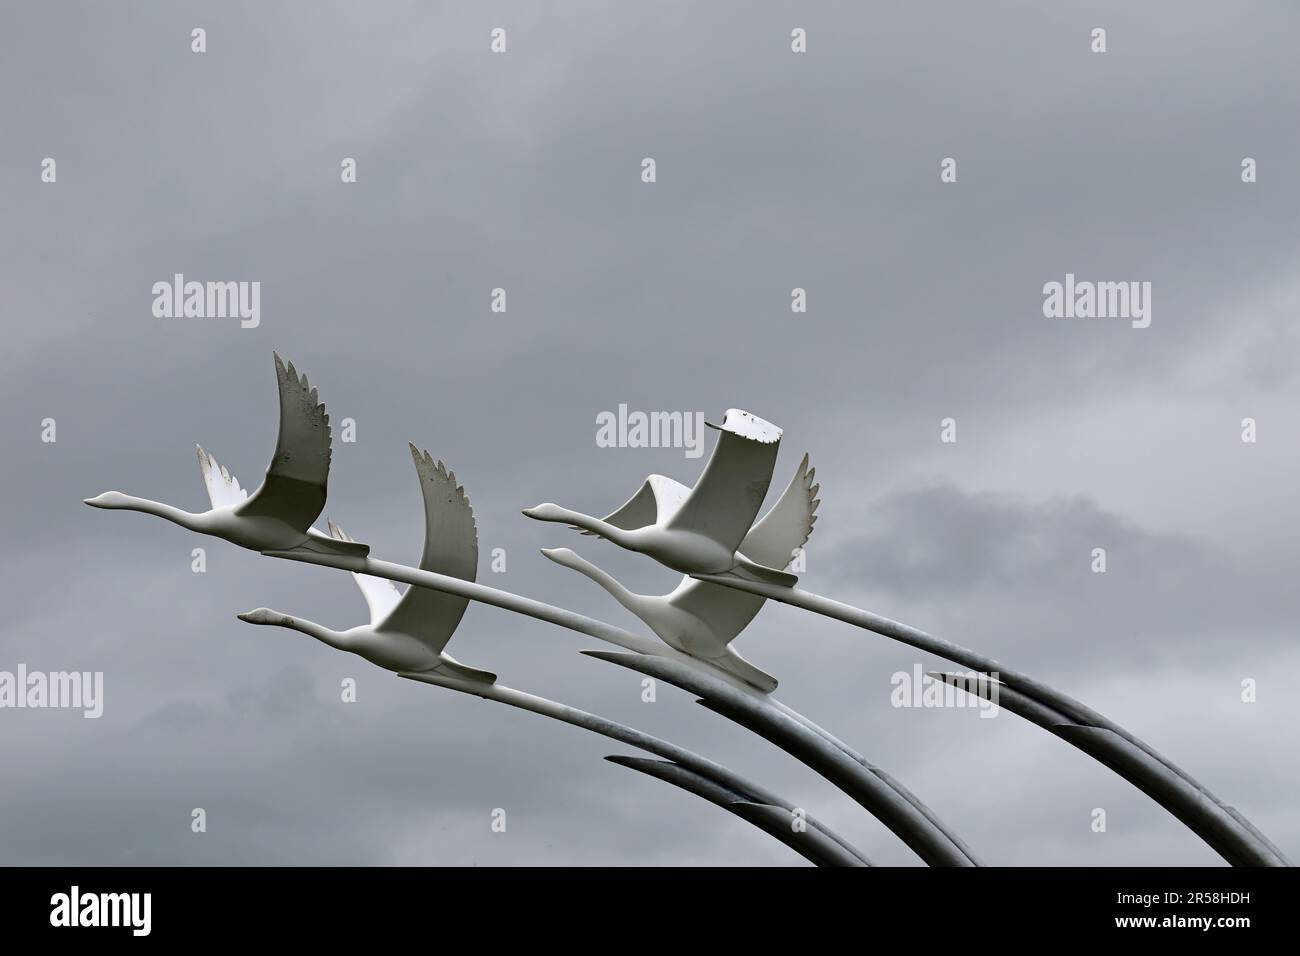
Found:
[300,526,371,557]
[713,648,778,694]
[732,554,798,588]
[433,658,497,684]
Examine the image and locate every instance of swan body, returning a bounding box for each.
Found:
[540,454,820,693]
[237,445,494,683]
[524,409,795,586]
[83,353,367,559]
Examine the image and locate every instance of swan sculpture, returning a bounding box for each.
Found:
[83,353,367,558]
[538,454,819,693]
[523,409,797,586]
[236,444,494,682]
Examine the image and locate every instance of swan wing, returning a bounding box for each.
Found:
[666,577,766,647]
[327,520,401,624]
[195,445,249,510]
[588,474,690,534]
[738,453,819,570]
[236,353,332,532]
[662,451,814,641]
[378,446,477,653]
[665,409,781,553]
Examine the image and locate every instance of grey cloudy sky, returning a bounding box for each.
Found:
[2,1,1298,866]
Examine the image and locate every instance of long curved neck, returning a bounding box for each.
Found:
[561,556,647,618]
[556,509,636,550]
[116,495,204,531]
[277,614,352,651]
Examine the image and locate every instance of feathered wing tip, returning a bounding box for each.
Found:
[407,442,476,530]
[800,452,821,544]
[196,444,248,508]
[325,518,396,621]
[273,350,332,467]
[734,451,821,573]
[274,350,319,403]
[406,443,479,584]
[774,451,820,561]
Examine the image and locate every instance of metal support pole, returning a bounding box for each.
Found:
[693,574,1289,867]
[398,670,869,866]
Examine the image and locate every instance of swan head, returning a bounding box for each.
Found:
[83,491,134,510]
[540,547,583,570]
[236,608,288,627]
[521,503,569,522]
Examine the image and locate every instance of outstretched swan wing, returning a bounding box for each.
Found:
[378,446,478,654]
[237,353,334,533]
[666,409,781,553]
[666,455,819,647]
[738,452,819,570]
[195,445,249,509]
[587,474,690,534]
[327,520,401,623]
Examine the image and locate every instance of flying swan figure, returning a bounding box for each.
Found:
[523,408,797,587]
[83,353,367,559]
[539,454,819,693]
[235,445,494,682]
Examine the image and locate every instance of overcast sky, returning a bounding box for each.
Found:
[2,1,1298,866]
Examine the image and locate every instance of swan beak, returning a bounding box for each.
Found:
[236,609,277,626]
[521,506,541,519]
[83,493,113,508]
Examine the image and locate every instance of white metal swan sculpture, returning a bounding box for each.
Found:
[523,408,796,586]
[539,454,819,693]
[83,353,367,558]
[236,444,494,682]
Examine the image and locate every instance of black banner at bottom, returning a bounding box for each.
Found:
[0,866,1290,942]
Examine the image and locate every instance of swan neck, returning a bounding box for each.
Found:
[568,559,645,616]
[282,615,350,650]
[566,511,634,549]
[122,495,202,530]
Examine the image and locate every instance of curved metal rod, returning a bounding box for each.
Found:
[929,672,1292,867]
[265,548,976,866]
[397,670,868,867]
[605,756,867,868]
[579,650,977,866]
[693,574,1290,867]
[761,698,984,865]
